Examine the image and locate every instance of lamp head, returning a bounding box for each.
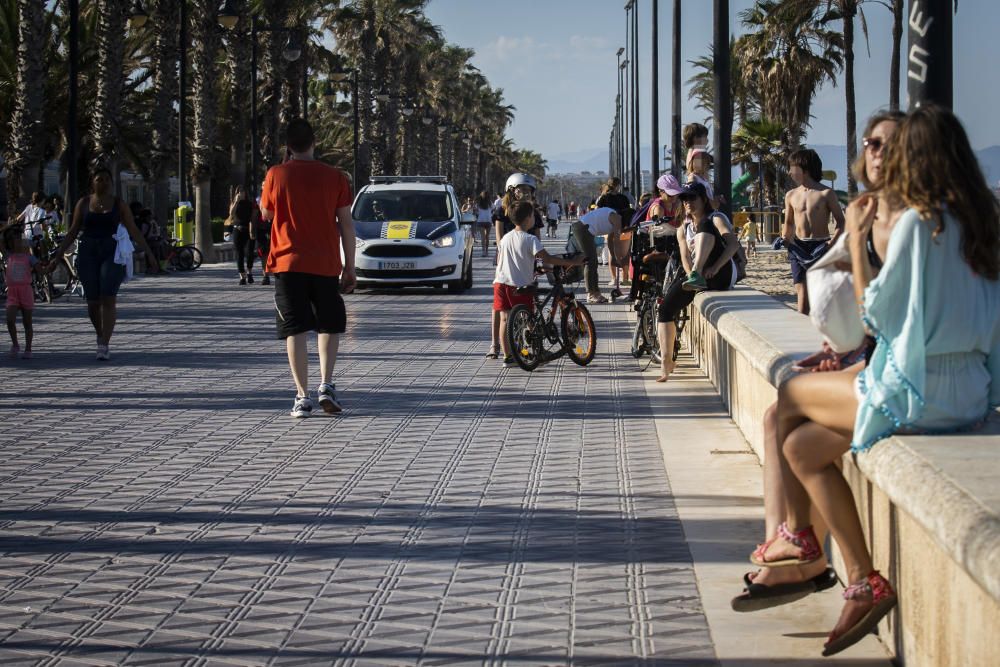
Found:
[128,0,149,29]
[282,34,302,62]
[217,0,239,30]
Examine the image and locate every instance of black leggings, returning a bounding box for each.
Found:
[657,260,733,323]
[231,226,255,274]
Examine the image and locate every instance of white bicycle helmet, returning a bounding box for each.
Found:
[505,172,537,192]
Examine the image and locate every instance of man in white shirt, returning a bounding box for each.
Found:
[545,199,561,238]
[16,192,48,241]
[570,207,624,304]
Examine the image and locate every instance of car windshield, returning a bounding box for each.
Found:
[353,191,453,223]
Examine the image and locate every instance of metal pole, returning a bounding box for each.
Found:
[179,0,187,202]
[651,0,660,180]
[67,0,79,217]
[671,0,681,178]
[352,71,360,188]
[624,10,631,187]
[907,0,953,109]
[250,16,258,197]
[713,0,732,218]
[632,0,640,196]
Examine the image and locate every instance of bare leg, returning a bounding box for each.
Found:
[480,227,489,252]
[655,321,676,382]
[795,283,809,315]
[22,310,32,352]
[86,300,103,341]
[691,232,716,272]
[317,333,339,385]
[491,310,501,353]
[100,297,117,343]
[286,333,309,397]
[6,306,18,348]
[498,310,510,357]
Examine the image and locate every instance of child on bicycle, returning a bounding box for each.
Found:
[494,201,583,365]
[1,224,47,359]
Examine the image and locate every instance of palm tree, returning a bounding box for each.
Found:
[149,0,180,228]
[190,0,220,262]
[739,0,844,151]
[4,0,47,214]
[732,116,786,206]
[91,0,128,183]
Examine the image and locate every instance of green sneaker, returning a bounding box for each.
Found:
[682,270,708,292]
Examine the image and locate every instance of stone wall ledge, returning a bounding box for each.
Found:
[688,286,1000,665]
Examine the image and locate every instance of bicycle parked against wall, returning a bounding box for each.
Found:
[164,238,203,271]
[506,254,597,372]
[630,218,688,366]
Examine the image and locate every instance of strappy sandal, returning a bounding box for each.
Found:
[485,348,499,359]
[750,522,823,568]
[822,570,897,656]
[731,568,838,613]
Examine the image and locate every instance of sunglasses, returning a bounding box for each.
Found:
[863,137,885,153]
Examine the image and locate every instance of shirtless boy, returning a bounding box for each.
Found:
[782,148,845,314]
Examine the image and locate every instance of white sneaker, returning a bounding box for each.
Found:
[290,395,314,418]
[317,383,342,414]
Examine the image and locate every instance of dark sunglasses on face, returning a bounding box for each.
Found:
[863,137,885,153]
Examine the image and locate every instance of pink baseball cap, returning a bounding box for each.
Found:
[656,174,684,196]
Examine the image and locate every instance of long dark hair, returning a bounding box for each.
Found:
[882,105,1000,280]
[476,191,490,209]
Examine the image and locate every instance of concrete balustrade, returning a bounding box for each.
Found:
[686,286,1000,666]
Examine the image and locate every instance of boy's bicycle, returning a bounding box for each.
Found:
[629,218,688,366]
[506,255,597,372]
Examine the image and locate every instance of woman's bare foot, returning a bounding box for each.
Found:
[655,360,676,382]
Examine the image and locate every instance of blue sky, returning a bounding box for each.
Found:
[423,0,1000,163]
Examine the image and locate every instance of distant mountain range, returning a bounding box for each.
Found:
[548,144,1000,191]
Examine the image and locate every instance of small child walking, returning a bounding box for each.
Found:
[1,225,45,359]
[493,201,583,365]
[741,215,759,258]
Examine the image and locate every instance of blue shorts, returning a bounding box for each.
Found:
[76,236,126,299]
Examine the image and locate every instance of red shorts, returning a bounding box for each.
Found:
[493,282,534,312]
[5,284,34,310]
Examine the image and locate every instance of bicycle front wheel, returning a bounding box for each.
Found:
[562,302,596,366]
[507,304,542,372]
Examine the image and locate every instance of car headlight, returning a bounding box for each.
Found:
[431,234,456,248]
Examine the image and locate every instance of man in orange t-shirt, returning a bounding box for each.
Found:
[260,118,356,418]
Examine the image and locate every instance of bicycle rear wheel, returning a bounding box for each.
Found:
[50,257,74,293]
[642,303,663,365]
[507,304,542,372]
[187,245,203,270]
[176,246,195,271]
[562,302,596,366]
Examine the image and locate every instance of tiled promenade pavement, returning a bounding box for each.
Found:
[0,243,718,666]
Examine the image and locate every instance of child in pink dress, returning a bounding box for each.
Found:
[1,225,45,359]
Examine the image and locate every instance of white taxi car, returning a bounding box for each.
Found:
[353,176,476,292]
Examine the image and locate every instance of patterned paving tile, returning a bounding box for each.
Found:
[0,245,717,666]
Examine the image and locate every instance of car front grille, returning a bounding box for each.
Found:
[363,244,433,258]
[357,265,456,279]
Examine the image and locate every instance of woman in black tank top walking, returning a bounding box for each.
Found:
[52,167,161,360]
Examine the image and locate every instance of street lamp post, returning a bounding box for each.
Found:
[713,0,732,218]
[629,0,640,196]
[67,0,80,220]
[326,69,360,188]
[907,0,953,109]
[616,47,625,180]
[650,0,659,180]
[671,0,681,178]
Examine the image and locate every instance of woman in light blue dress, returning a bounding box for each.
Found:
[749,106,1000,656]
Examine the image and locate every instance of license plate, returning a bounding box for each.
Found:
[377,261,416,270]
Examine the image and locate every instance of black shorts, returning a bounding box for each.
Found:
[274,272,347,339]
[657,261,733,323]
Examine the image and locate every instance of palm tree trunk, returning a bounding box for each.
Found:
[4,0,48,215]
[150,0,180,229]
[844,4,858,196]
[225,0,250,191]
[889,0,903,111]
[190,0,220,263]
[92,0,128,193]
